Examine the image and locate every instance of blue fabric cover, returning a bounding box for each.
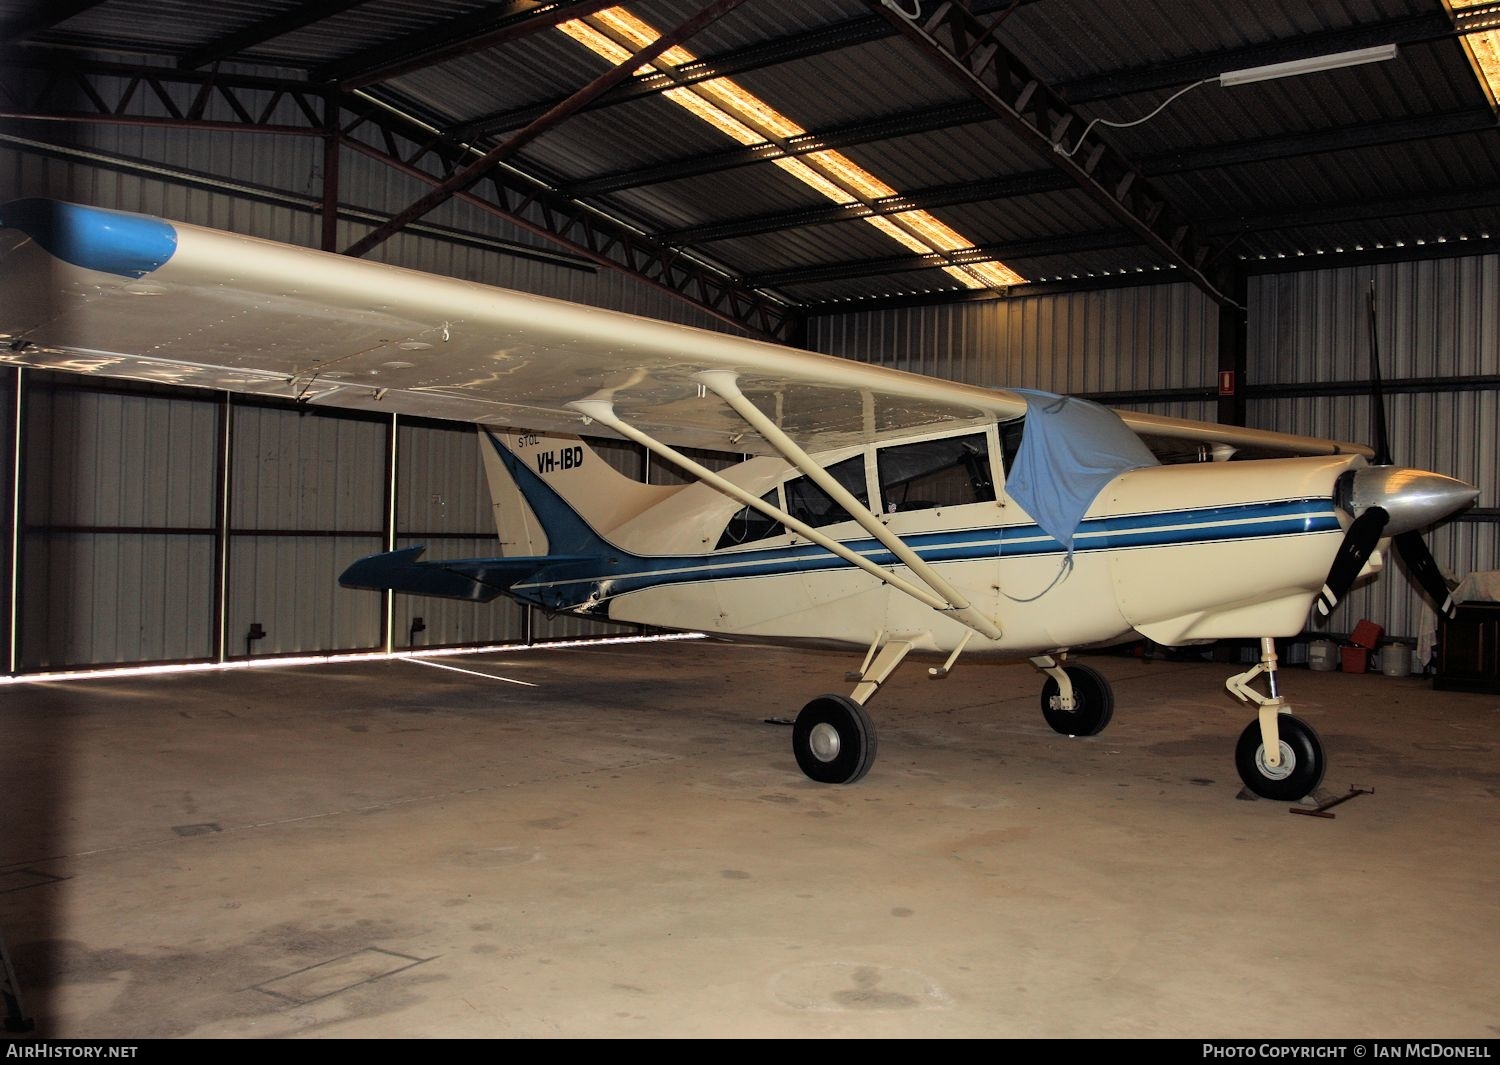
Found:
[1005,389,1159,550]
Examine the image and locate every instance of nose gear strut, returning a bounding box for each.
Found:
[1226,638,1326,801]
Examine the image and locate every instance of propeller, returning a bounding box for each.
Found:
[1314,282,1476,621]
[1314,506,1388,618]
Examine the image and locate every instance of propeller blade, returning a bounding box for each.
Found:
[1366,282,1393,466]
[1316,506,1389,620]
[1394,530,1459,620]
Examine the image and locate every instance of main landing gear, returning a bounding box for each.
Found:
[790,637,1325,802]
[791,643,1125,784]
[1030,656,1115,737]
[791,640,911,784]
[1226,637,1326,801]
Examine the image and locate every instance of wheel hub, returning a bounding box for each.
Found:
[808,722,842,763]
[1256,741,1296,781]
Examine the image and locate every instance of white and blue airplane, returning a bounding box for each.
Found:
[1,199,1479,799]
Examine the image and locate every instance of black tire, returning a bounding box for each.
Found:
[1234,714,1325,801]
[1039,663,1115,736]
[792,694,877,785]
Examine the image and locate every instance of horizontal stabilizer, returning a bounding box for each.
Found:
[338,546,564,602]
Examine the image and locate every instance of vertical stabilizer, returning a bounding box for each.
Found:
[478,428,683,557]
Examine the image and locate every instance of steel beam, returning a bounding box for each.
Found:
[1205,185,1500,239]
[868,0,1233,306]
[567,101,998,197]
[0,56,326,134]
[341,0,752,260]
[657,108,1498,245]
[746,230,1138,289]
[665,171,1070,245]
[456,6,1447,143]
[751,181,1500,293]
[336,96,799,340]
[450,9,901,139]
[1217,270,1248,426]
[321,94,340,252]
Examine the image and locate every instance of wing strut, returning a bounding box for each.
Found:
[569,398,958,617]
[697,370,1002,641]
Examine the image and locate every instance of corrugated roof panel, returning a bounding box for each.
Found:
[21,1,294,55]
[690,213,908,271]
[238,1,492,67]
[825,121,1055,192]
[26,0,486,65]
[1158,134,1500,222]
[626,0,872,54]
[522,94,757,182]
[723,36,971,131]
[383,23,634,129]
[601,161,831,232]
[927,191,1128,247]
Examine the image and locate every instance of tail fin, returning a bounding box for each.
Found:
[479,428,681,556]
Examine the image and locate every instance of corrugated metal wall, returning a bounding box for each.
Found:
[808,284,1219,395]
[18,376,218,669]
[0,370,12,666]
[227,404,388,657]
[394,420,526,650]
[1247,257,1500,643]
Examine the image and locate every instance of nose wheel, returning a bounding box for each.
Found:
[1234,714,1325,801]
[1226,638,1328,801]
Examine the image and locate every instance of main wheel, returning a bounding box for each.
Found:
[792,694,877,785]
[1234,714,1325,801]
[1039,663,1114,736]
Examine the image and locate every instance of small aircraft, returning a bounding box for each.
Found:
[1,199,1480,800]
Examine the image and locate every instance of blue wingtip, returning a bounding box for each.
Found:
[0,198,177,279]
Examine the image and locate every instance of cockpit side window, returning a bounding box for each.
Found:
[876,433,995,513]
[998,416,1025,474]
[715,488,783,550]
[784,455,870,529]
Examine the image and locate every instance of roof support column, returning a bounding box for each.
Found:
[1218,269,1249,426]
[320,94,340,253]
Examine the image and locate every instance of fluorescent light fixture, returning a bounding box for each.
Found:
[559,8,1025,290]
[1218,44,1398,87]
[1453,0,1500,104]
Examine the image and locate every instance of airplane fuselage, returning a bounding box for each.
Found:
[492,426,1361,657]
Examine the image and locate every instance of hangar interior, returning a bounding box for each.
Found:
[1,0,1498,1040]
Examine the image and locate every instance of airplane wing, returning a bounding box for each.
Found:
[1,199,1373,460]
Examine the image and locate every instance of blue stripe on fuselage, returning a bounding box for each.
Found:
[1,199,178,279]
[507,496,1340,610]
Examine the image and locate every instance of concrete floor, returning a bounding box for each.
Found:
[1,637,1497,1039]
